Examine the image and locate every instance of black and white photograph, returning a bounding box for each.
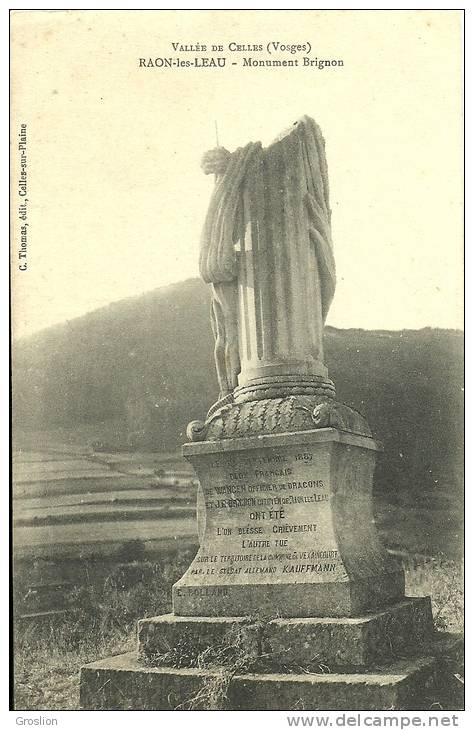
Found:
[10,7,464,720]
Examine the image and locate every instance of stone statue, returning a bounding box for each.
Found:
[199,116,336,408]
[81,116,442,712]
[200,143,259,400]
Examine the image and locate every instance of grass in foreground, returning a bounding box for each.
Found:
[13,552,463,711]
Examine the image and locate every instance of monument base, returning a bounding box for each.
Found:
[79,421,463,710]
[80,631,463,711]
[173,573,405,618]
[138,598,434,668]
[175,427,405,618]
[80,597,464,710]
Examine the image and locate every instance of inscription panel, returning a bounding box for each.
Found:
[175,432,405,617]
[183,444,348,587]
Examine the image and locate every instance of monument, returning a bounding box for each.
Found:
[80,117,462,710]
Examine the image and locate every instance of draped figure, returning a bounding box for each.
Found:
[199,117,336,404]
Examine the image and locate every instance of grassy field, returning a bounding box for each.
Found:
[13,549,194,710]
[13,549,463,711]
[12,439,198,567]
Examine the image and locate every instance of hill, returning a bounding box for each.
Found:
[12,278,463,508]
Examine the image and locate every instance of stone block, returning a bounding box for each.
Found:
[80,633,463,710]
[137,614,260,662]
[175,428,404,618]
[261,597,434,668]
[137,598,433,669]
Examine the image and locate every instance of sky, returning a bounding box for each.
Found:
[10,9,463,339]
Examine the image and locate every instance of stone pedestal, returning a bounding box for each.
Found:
[174,427,404,618]
[137,598,434,669]
[80,626,463,710]
[80,417,463,710]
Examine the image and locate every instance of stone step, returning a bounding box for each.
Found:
[80,633,463,710]
[138,597,434,669]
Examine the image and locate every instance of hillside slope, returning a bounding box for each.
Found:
[13,278,463,507]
